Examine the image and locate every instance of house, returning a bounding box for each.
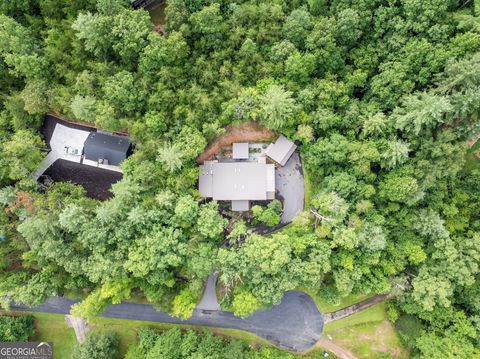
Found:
[265,135,297,167]
[83,132,131,166]
[198,135,297,212]
[199,161,275,211]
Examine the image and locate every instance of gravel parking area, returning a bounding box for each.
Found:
[276,151,305,224]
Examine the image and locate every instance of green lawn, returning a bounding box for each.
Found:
[303,165,313,210]
[323,303,410,359]
[324,302,387,332]
[1,311,77,359]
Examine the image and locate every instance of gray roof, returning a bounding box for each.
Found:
[84,132,130,166]
[232,200,250,211]
[232,143,249,159]
[199,161,275,201]
[266,135,297,166]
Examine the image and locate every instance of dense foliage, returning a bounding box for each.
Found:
[72,332,119,359]
[126,327,318,359]
[0,315,35,342]
[0,0,479,357]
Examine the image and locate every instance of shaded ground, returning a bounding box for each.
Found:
[41,159,122,200]
[197,122,275,164]
[145,0,166,26]
[10,291,324,352]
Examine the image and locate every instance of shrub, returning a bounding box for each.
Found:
[72,332,119,359]
[0,315,35,342]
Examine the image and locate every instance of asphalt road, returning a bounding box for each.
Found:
[10,291,323,352]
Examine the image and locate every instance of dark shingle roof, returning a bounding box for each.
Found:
[84,132,130,166]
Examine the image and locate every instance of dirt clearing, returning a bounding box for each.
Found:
[197,121,276,164]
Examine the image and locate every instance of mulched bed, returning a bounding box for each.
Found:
[40,159,122,200]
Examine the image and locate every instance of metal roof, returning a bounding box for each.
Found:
[232,143,249,159]
[265,135,297,166]
[83,132,130,166]
[199,161,275,201]
[232,200,250,211]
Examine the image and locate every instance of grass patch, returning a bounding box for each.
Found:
[324,302,387,332]
[2,311,77,359]
[303,165,313,210]
[323,303,410,359]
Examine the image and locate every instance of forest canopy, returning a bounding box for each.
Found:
[0,0,480,357]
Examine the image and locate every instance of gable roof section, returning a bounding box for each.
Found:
[84,132,130,166]
[266,135,297,166]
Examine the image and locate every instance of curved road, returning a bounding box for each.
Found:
[10,291,323,352]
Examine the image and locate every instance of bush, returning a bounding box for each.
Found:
[395,315,424,347]
[72,332,119,359]
[232,290,261,318]
[251,199,282,227]
[0,315,35,342]
[171,289,197,320]
[386,302,399,322]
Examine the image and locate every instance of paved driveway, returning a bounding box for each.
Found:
[276,151,305,224]
[196,272,220,311]
[11,291,323,352]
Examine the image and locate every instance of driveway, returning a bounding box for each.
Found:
[276,151,304,224]
[10,291,323,352]
[196,272,220,311]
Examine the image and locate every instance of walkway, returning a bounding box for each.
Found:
[32,152,58,181]
[323,293,391,323]
[276,151,304,223]
[65,315,89,344]
[10,291,323,352]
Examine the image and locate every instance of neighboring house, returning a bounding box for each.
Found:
[265,135,297,167]
[83,132,131,167]
[198,135,296,211]
[33,116,131,180]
